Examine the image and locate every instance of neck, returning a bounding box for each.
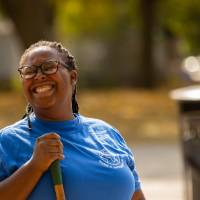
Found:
[34,107,74,121]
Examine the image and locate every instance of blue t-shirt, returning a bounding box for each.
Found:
[0,114,141,200]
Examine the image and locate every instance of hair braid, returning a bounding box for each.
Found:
[72,86,79,114]
[22,103,33,130]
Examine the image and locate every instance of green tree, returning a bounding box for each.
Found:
[1,0,200,88]
[55,0,137,39]
[56,0,163,88]
[159,0,200,55]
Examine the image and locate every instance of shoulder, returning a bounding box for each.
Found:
[79,115,112,127]
[79,115,135,160]
[79,115,116,131]
[0,118,33,160]
[0,118,28,142]
[79,115,125,142]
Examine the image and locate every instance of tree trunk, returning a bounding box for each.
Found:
[0,0,55,48]
[139,0,158,88]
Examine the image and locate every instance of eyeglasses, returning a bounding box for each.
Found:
[18,60,68,79]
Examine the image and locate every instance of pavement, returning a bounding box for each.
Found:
[131,142,184,200]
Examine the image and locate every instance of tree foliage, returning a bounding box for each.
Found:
[0,0,199,53]
[1,0,200,88]
[158,0,200,54]
[55,0,139,39]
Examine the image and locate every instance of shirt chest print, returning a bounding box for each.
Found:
[98,149,124,168]
[94,131,124,168]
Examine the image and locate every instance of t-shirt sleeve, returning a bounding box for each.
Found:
[125,146,141,191]
[111,127,141,191]
[0,131,8,181]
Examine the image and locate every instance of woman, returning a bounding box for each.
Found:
[0,41,145,200]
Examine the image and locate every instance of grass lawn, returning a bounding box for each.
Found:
[0,88,179,143]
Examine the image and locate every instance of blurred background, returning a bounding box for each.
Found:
[1,0,200,199]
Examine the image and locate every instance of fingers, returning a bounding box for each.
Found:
[36,132,64,157]
[37,132,60,142]
[47,140,63,147]
[31,133,65,172]
[47,145,63,153]
[51,153,65,161]
[37,133,62,146]
[38,139,63,149]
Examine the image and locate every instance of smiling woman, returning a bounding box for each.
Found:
[0,41,145,200]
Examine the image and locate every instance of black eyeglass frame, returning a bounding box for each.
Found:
[18,60,69,79]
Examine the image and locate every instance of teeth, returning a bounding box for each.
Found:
[35,85,52,93]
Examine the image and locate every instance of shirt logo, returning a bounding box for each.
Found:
[98,149,124,168]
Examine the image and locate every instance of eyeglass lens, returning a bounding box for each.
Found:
[20,61,58,79]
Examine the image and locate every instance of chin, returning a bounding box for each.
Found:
[32,99,56,110]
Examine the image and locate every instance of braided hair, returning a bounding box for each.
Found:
[20,40,79,130]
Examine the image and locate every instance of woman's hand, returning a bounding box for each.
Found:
[29,133,64,173]
[131,190,146,200]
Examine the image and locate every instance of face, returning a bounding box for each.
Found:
[20,46,77,113]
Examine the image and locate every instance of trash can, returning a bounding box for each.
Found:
[170,85,200,200]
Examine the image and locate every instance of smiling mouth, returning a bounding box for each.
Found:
[35,85,53,93]
[32,83,55,96]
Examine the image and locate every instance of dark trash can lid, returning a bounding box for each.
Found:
[170,85,200,101]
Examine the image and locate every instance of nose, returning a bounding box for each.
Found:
[34,67,47,80]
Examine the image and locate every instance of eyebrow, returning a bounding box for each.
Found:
[19,59,58,67]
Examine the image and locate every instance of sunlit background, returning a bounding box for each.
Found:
[1,0,200,199]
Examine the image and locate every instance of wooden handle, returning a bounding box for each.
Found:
[50,160,66,200]
[54,184,66,200]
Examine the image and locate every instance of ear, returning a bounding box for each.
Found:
[70,70,78,85]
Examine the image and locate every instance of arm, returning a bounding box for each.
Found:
[131,189,146,200]
[0,133,63,200]
[0,160,43,200]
